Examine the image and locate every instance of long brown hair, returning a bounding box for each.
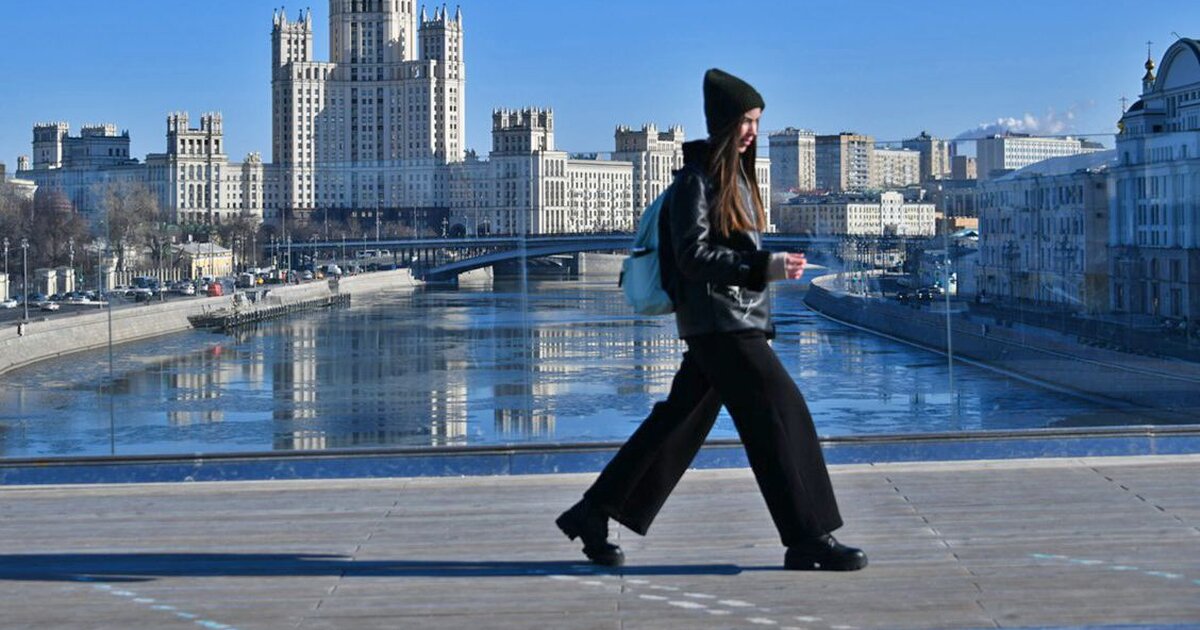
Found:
[707,114,766,237]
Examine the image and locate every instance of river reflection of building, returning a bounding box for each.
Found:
[78,343,269,427]
[487,319,682,438]
[268,311,470,451]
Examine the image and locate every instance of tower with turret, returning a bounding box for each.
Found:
[272,8,314,73]
[32,122,70,169]
[492,108,555,154]
[270,2,467,223]
[613,123,685,216]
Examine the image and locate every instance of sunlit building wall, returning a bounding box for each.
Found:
[270,4,465,223]
[1110,38,1200,323]
[613,123,685,222]
[976,133,1104,181]
[902,131,952,182]
[17,117,266,225]
[872,147,921,189]
[815,132,874,192]
[775,191,934,236]
[769,127,816,195]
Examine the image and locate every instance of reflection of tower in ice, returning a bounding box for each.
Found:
[489,322,553,439]
[618,333,681,397]
[429,356,469,446]
[164,345,231,425]
[272,320,320,422]
[271,308,472,450]
[488,301,688,437]
[331,311,470,447]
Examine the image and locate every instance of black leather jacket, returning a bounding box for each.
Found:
[659,140,774,339]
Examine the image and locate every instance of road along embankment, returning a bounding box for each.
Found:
[0,269,420,377]
[803,274,1200,422]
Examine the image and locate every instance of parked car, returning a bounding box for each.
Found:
[236,272,257,288]
[40,301,61,312]
[0,298,17,309]
[915,286,944,301]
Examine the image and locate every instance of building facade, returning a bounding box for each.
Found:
[976,151,1114,311]
[145,113,266,226]
[613,124,684,221]
[774,191,933,237]
[1110,39,1200,323]
[447,108,634,236]
[976,132,1105,180]
[270,3,466,223]
[872,147,921,189]
[901,131,951,182]
[815,133,873,192]
[755,157,773,230]
[173,241,234,279]
[16,116,267,226]
[768,127,816,196]
[32,123,133,170]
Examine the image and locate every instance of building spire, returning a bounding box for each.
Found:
[1142,40,1156,93]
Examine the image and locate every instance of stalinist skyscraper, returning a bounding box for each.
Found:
[271,1,465,223]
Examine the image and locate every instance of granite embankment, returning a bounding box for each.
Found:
[0,269,420,376]
[804,274,1200,421]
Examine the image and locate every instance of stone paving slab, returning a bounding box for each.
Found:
[0,455,1198,629]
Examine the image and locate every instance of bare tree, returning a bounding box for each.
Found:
[0,186,31,244]
[216,215,261,271]
[30,189,89,270]
[99,181,165,272]
[0,187,90,271]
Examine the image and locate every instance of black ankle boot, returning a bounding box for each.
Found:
[556,499,624,567]
[784,534,867,571]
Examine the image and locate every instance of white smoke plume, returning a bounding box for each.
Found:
[955,104,1087,140]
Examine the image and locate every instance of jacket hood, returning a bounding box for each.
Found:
[681,139,711,169]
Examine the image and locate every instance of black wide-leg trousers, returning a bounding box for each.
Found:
[584,330,843,546]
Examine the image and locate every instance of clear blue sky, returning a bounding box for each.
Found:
[1,1,1197,169]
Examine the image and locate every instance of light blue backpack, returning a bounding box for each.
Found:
[619,189,674,315]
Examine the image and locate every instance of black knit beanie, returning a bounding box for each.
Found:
[703,68,765,137]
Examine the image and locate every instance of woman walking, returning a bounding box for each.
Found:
[556,68,866,572]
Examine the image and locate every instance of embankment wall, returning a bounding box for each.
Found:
[803,275,1200,421]
[0,269,420,376]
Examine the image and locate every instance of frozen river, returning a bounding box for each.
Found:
[0,277,1139,458]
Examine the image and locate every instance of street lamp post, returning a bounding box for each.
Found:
[3,238,9,297]
[97,236,104,296]
[21,238,29,321]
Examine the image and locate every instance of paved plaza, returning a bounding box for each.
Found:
[1,454,1198,629]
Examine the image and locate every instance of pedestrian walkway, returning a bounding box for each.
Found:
[1,454,1198,629]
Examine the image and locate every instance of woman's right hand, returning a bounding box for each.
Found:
[784,252,807,280]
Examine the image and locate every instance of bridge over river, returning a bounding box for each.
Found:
[265,233,849,281]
